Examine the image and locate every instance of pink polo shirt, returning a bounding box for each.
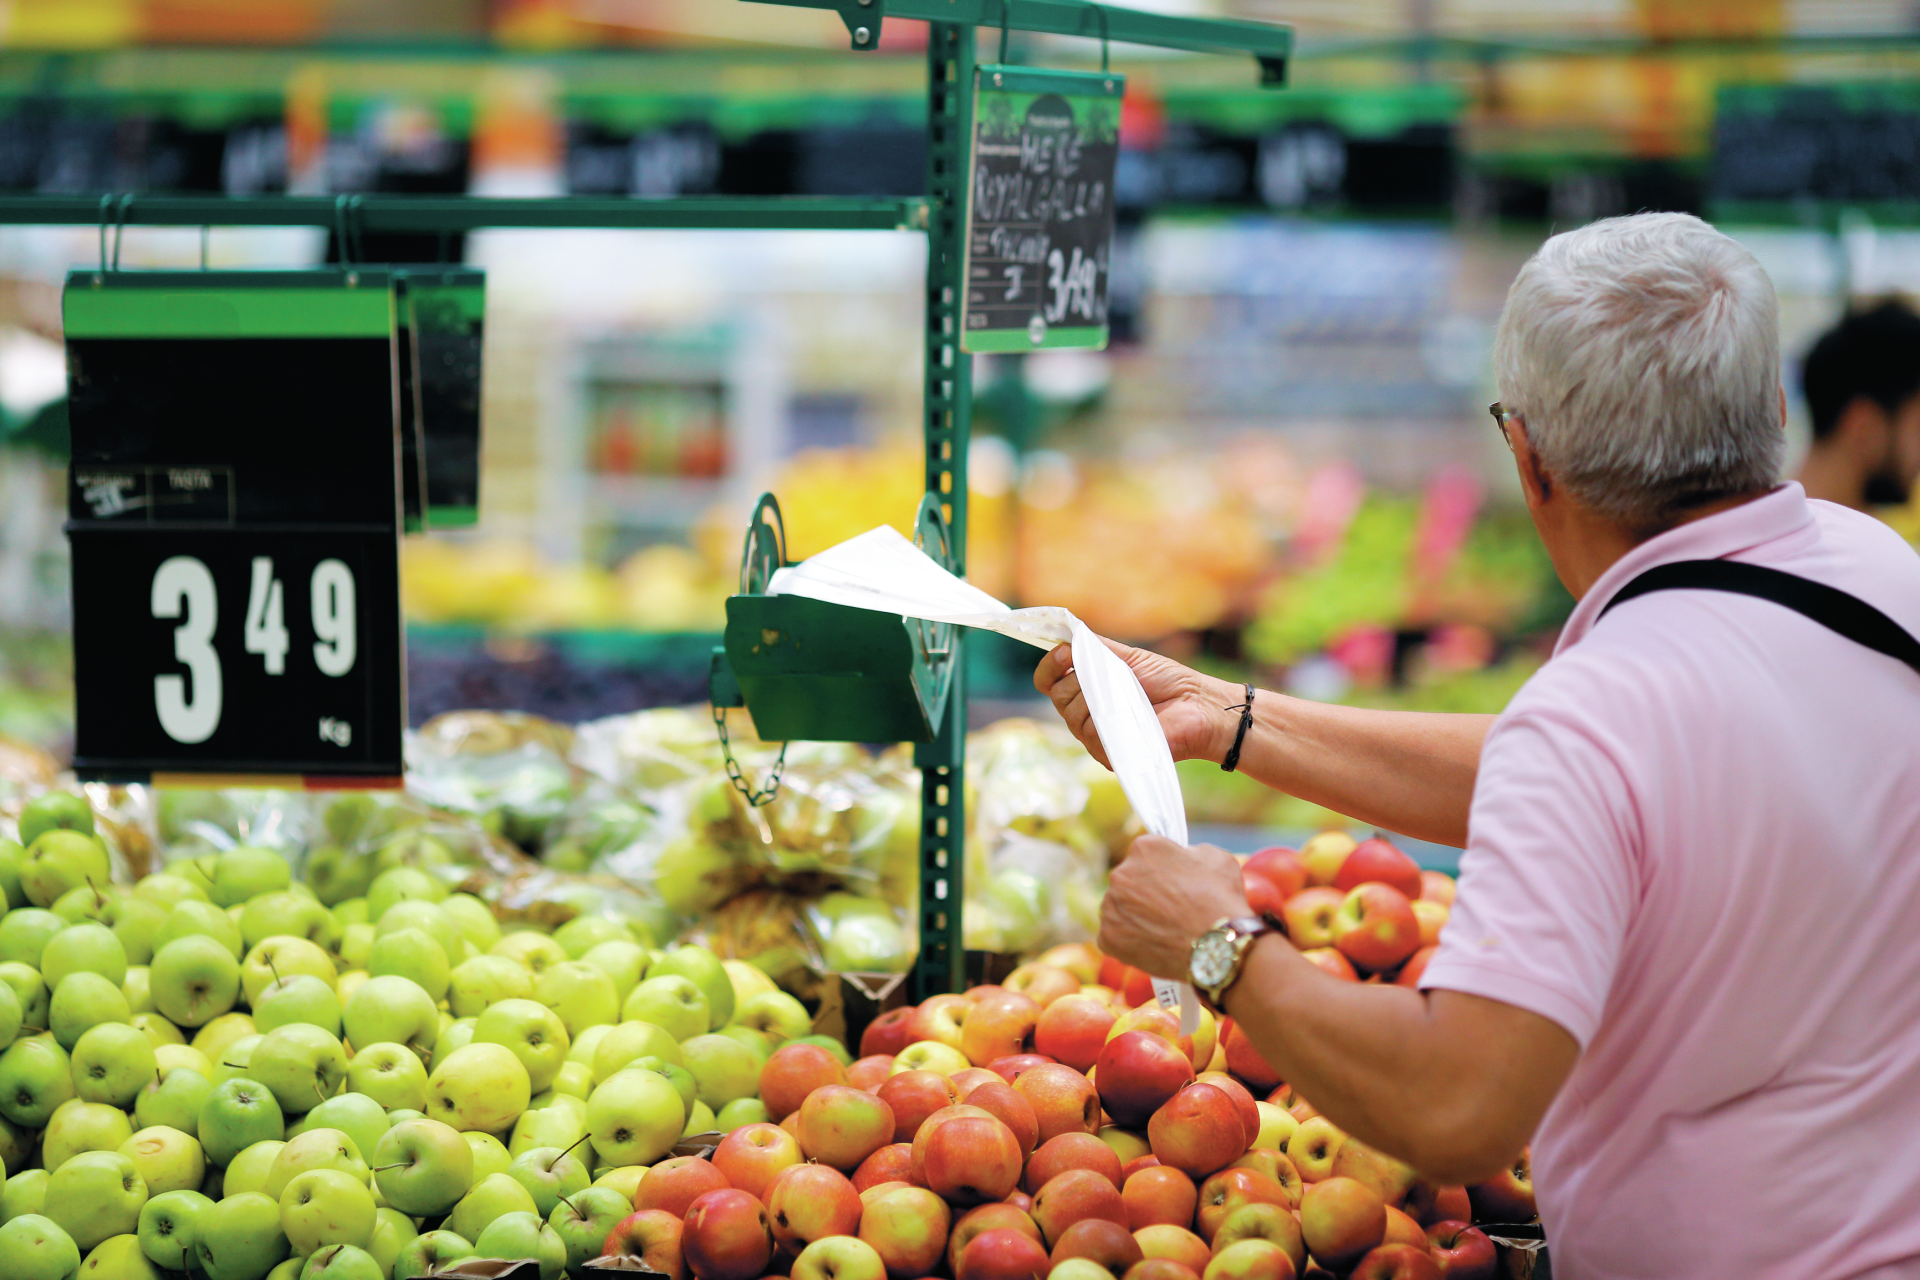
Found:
[1423,484,1920,1279]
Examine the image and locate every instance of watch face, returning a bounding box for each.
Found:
[1191,930,1238,990]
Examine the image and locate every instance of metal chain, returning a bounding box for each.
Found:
[712,704,787,807]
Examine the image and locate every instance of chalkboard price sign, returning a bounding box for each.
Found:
[962,66,1123,353]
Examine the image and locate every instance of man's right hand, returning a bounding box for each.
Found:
[1034,639,1236,770]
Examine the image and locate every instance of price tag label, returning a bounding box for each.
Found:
[63,270,406,786]
[962,66,1123,352]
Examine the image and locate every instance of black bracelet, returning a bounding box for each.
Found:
[1221,683,1255,772]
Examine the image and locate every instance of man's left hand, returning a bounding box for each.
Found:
[1100,835,1254,980]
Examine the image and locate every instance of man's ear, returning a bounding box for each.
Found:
[1510,421,1553,507]
[1838,395,1892,457]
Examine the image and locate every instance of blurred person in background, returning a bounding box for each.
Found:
[1796,298,1920,511]
[1042,213,1920,1277]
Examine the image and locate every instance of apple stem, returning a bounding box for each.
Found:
[561,1193,581,1217]
[551,1134,591,1170]
[372,1163,407,1172]
[87,875,103,909]
[268,955,282,985]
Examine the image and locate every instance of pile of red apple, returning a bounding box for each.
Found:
[600,833,1536,1280]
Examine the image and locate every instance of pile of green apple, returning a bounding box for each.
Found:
[0,789,835,1280]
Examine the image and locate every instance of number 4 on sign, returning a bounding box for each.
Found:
[244,558,289,675]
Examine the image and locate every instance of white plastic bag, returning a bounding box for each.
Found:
[769,525,1201,1031]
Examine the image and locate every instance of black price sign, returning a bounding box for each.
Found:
[63,270,406,786]
[961,66,1123,353]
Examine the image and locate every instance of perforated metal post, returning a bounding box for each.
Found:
[912,18,975,1000]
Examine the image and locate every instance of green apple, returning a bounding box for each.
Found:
[589,1021,683,1085]
[22,831,111,910]
[342,977,438,1063]
[247,1025,346,1115]
[197,1078,284,1166]
[280,1168,375,1254]
[119,1124,204,1195]
[473,1210,566,1280]
[374,903,462,966]
[72,1022,157,1107]
[0,1110,29,1175]
[790,1034,854,1067]
[715,1024,772,1066]
[303,847,374,908]
[627,1056,698,1117]
[286,1095,385,1174]
[330,898,370,930]
[679,1033,761,1109]
[152,1041,208,1074]
[154,901,244,962]
[367,1206,416,1278]
[584,1068,683,1168]
[50,884,115,926]
[472,999,568,1093]
[507,1098,587,1158]
[489,933,566,976]
[238,894,332,952]
[3,1167,50,1222]
[530,962,617,1040]
[239,939,336,1008]
[219,1140,282,1197]
[566,1023,612,1067]
[189,1012,256,1065]
[551,917,628,960]
[0,1212,82,1280]
[193,1191,288,1280]
[0,1036,75,1127]
[434,1018,476,1065]
[50,971,132,1050]
[209,847,291,909]
[437,896,501,953]
[681,1099,715,1138]
[734,990,811,1044]
[445,1173,536,1244]
[393,1230,472,1280]
[548,1184,629,1270]
[0,909,63,967]
[137,1188,211,1271]
[580,940,648,1003]
[122,967,155,1017]
[344,1043,427,1112]
[102,899,167,968]
[0,962,47,1033]
[371,1118,472,1217]
[149,936,241,1029]
[367,930,450,1003]
[426,1044,530,1134]
[550,1061,594,1100]
[253,977,341,1039]
[43,923,128,990]
[43,1150,146,1251]
[264,1128,370,1200]
[0,976,22,1048]
[723,958,779,1008]
[210,1035,262,1087]
[0,839,22,912]
[714,1096,770,1131]
[136,1067,212,1136]
[464,1132,511,1182]
[371,832,456,876]
[365,870,446,924]
[43,1099,134,1172]
[19,792,95,847]
[619,976,707,1043]
[447,957,531,1020]
[298,1242,383,1280]
[824,915,910,974]
[504,1143,589,1218]
[132,875,206,910]
[336,926,374,971]
[648,946,733,1029]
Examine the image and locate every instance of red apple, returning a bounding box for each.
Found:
[849,1055,896,1091]
[1121,1154,1163,1182]
[1098,1031,1197,1129]
[798,1084,898,1171]
[1332,837,1422,901]
[1124,1166,1198,1231]
[1285,1118,1345,1184]
[1220,1024,1282,1092]
[1330,884,1421,973]
[1126,1262,1201,1280]
[766,1163,863,1253]
[1134,1224,1211,1273]
[990,1054,1056,1084]
[712,1123,804,1203]
[1105,1006,1198,1068]
[1280,889,1344,950]
[1404,1183,1470,1228]
[951,1068,1005,1099]
[1242,871,1286,921]
[968,985,1007,1002]
[854,1143,918,1193]
[1466,1151,1534,1223]
[1297,831,1357,886]
[1194,1073,1260,1148]
[1034,995,1118,1073]
[966,1082,1040,1160]
[1300,948,1359,981]
[1005,963,1080,1008]
[1245,848,1307,900]
[1006,1189,1033,1213]
[1031,1168,1129,1247]
[681,1189,774,1280]
[1051,1218,1146,1273]
[1349,1244,1440,1280]
[604,1209,686,1280]
[920,1113,1024,1206]
[1211,1203,1305,1273]
[878,1071,960,1144]
[761,1043,851,1122]
[1330,1139,1417,1207]
[1012,1063,1101,1143]
[1098,956,1129,989]
[1419,871,1456,907]
[1148,1084,1247,1178]
[1411,900,1448,948]
[1425,1221,1496,1279]
[1200,1238,1297,1280]
[1195,1168,1290,1241]
[905,994,972,1051]
[1381,1206,1425,1249]
[1394,948,1435,990]
[955,1228,1052,1280]
[1038,944,1104,984]
[1298,1177,1386,1271]
[947,1202,1041,1272]
[858,1183,952,1279]
[637,1155,733,1218]
[961,992,1043,1068]
[1026,1132,1124,1193]
[861,1006,919,1059]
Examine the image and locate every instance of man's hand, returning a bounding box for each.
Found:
[1036,641,1237,769]
[1099,835,1253,980]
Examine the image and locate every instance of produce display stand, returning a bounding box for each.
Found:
[0,0,1291,1000]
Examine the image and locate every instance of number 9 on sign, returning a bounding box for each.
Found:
[312,559,357,677]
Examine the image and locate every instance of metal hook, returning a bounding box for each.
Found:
[110,195,130,271]
[1088,0,1109,72]
[998,0,1011,64]
[334,195,353,266]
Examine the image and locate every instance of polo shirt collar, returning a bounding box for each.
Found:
[1555,483,1817,655]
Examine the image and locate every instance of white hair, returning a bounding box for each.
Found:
[1493,212,1784,533]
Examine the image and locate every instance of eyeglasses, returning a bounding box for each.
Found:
[1488,402,1519,452]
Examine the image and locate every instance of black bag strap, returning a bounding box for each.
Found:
[1598,559,1920,677]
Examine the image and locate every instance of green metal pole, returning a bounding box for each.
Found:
[912,17,974,1001]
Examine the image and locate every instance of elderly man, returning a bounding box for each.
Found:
[1039,213,1920,1277]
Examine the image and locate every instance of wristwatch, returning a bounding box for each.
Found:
[1189,916,1277,1009]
